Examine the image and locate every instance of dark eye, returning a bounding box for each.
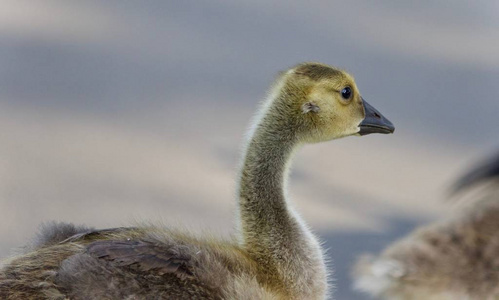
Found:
[341,87,352,100]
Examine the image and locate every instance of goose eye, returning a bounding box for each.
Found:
[341,87,352,100]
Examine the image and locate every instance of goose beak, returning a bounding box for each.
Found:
[358,98,395,135]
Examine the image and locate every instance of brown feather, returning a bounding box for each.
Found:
[87,240,195,279]
[61,227,136,243]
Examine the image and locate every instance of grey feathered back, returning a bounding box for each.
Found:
[29,221,93,250]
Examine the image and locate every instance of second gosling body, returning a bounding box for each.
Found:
[353,151,499,299]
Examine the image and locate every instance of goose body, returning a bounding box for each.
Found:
[353,151,499,299]
[0,63,394,299]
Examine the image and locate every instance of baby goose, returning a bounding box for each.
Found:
[353,151,499,299]
[0,62,394,299]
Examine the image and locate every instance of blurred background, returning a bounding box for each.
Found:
[0,1,498,298]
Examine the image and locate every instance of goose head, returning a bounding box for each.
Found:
[270,62,394,144]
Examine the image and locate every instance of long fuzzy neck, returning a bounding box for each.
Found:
[237,88,328,298]
[239,122,297,249]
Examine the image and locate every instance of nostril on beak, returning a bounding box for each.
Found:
[374,112,381,119]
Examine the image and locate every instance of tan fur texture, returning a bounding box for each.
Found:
[0,62,370,299]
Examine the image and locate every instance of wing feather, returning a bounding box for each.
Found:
[86,240,195,279]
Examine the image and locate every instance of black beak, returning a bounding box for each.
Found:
[359,98,395,135]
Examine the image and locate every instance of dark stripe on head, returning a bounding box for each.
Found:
[294,63,342,81]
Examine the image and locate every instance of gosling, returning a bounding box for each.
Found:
[353,150,499,299]
[0,62,394,300]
